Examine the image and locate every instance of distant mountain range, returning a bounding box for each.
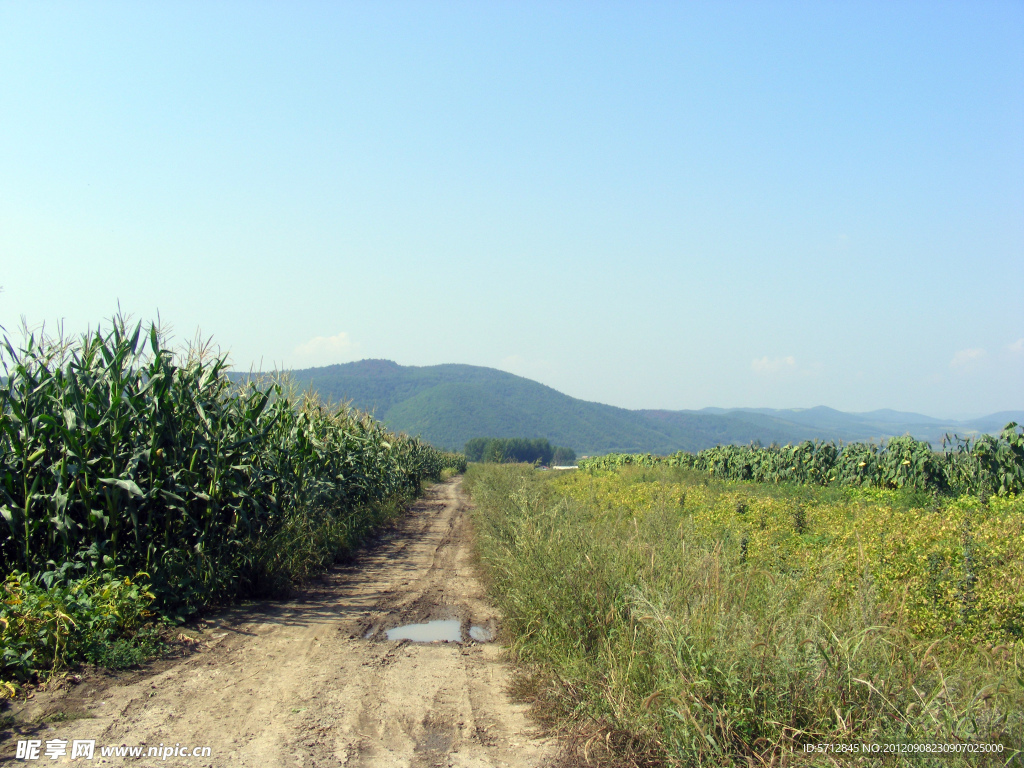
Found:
[231,360,1022,455]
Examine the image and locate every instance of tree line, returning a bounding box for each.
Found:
[464,437,575,465]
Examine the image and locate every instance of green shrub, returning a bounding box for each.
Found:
[1,570,157,689]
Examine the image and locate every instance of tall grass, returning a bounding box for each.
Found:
[465,463,1023,767]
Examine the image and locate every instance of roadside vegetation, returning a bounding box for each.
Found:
[465,462,1023,766]
[0,317,465,694]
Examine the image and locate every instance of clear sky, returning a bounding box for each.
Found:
[2,1,1021,419]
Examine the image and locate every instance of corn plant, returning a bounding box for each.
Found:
[580,424,1024,497]
[0,316,465,616]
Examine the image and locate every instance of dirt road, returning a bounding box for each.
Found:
[3,477,556,767]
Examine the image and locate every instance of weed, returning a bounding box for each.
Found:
[466,463,1024,767]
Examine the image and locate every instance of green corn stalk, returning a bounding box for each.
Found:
[1,316,465,616]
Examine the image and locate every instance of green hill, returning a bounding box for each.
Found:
[695,406,1024,445]
[230,360,1021,455]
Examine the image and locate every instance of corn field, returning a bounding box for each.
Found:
[579,425,1024,496]
[0,318,465,616]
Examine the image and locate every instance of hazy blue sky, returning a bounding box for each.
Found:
[2,2,1021,418]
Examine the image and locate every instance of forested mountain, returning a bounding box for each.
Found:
[230,360,1021,455]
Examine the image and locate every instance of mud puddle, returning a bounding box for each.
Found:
[386,619,461,642]
[382,619,494,643]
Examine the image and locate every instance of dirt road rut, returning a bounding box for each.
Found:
[4,477,556,767]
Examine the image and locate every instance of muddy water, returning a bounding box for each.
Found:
[386,619,461,642]
[384,619,494,643]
